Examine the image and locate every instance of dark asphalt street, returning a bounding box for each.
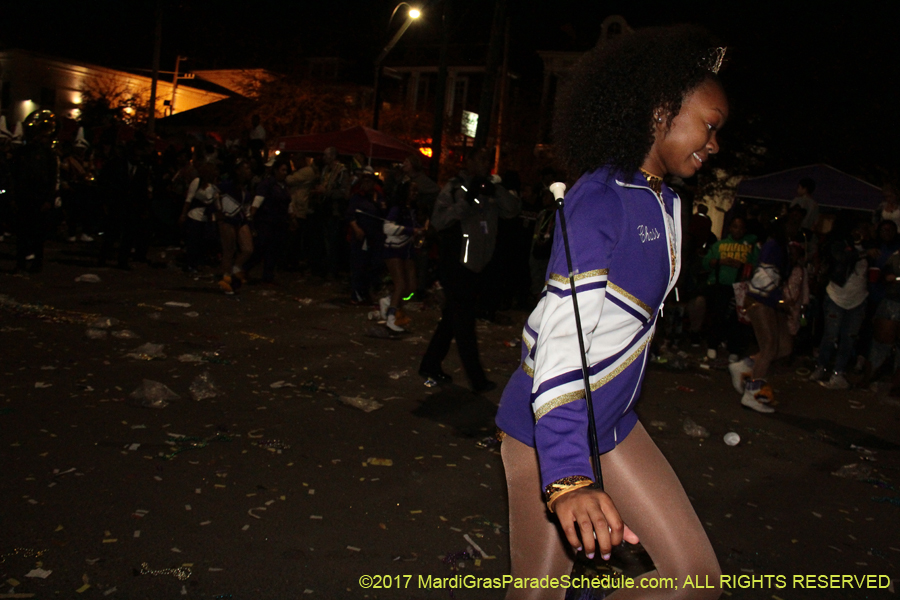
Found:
[1,241,898,599]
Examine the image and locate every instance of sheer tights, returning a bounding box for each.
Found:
[502,422,721,600]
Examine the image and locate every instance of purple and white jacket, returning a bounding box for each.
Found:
[496,167,682,490]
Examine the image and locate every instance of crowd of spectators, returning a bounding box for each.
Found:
[675,178,900,412]
[3,112,900,402]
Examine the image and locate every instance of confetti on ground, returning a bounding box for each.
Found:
[24,569,51,579]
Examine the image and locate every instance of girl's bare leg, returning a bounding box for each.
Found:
[747,303,777,379]
[404,259,417,303]
[502,423,720,600]
[386,258,405,308]
[774,312,793,361]
[219,223,236,276]
[235,225,253,272]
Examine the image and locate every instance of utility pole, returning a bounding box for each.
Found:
[429,0,449,181]
[170,56,187,116]
[147,0,162,135]
[474,0,506,150]
[372,7,420,130]
[493,17,510,172]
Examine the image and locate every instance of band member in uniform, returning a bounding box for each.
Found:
[496,26,728,599]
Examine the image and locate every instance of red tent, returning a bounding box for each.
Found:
[275,126,420,163]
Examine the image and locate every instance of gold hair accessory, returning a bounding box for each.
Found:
[702,47,727,75]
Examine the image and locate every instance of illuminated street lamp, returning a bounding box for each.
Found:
[372,3,421,130]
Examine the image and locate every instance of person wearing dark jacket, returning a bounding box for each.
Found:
[12,110,58,273]
[98,139,153,269]
[346,168,386,304]
[244,157,292,283]
[419,147,520,391]
[809,222,871,389]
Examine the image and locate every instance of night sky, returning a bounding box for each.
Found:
[2,1,897,182]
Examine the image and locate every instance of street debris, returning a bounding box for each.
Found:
[683,417,709,439]
[74,274,101,283]
[832,463,874,480]
[270,381,296,389]
[189,372,220,400]
[24,568,52,579]
[161,432,231,460]
[723,432,741,446]
[111,329,139,339]
[130,380,179,409]
[240,331,274,343]
[339,396,383,412]
[252,439,290,452]
[138,562,191,581]
[125,343,166,360]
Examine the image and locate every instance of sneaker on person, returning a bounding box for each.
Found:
[820,372,849,390]
[808,365,827,382]
[379,296,391,320]
[394,311,411,327]
[707,348,717,360]
[79,233,95,242]
[741,380,775,413]
[67,235,77,242]
[349,291,367,306]
[386,313,405,332]
[728,358,752,394]
[218,275,234,295]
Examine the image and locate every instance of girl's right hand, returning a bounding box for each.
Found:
[553,487,639,560]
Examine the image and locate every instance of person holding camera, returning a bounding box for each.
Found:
[419,147,520,392]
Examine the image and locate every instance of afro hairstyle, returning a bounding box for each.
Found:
[552,24,724,177]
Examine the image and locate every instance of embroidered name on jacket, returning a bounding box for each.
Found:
[637,224,660,243]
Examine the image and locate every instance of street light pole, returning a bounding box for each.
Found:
[147,0,162,135]
[372,5,421,130]
[170,55,188,116]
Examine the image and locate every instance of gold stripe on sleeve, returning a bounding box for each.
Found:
[533,338,650,421]
[607,282,653,315]
[548,269,609,285]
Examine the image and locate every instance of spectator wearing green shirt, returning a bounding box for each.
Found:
[702,216,759,360]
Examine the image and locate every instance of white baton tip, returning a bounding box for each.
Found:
[549,182,567,200]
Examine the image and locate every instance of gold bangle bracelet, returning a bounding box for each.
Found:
[544,476,593,513]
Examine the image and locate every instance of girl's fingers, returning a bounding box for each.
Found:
[559,511,585,552]
[623,525,640,544]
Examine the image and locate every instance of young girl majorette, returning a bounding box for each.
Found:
[496,25,728,599]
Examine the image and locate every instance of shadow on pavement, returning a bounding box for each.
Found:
[412,386,498,438]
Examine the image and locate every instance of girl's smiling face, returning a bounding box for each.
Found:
[642,78,728,179]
